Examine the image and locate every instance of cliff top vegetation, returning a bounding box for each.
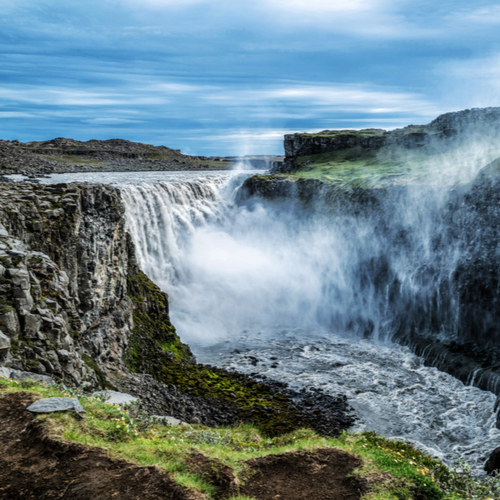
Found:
[2,377,498,500]
[279,142,500,189]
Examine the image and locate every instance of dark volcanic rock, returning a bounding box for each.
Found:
[0,137,223,176]
[485,446,500,475]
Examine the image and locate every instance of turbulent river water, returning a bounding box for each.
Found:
[35,169,500,474]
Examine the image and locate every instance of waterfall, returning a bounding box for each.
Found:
[121,175,459,341]
[120,177,229,290]
[119,165,500,396]
[34,168,499,473]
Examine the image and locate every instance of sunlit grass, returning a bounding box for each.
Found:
[1,377,497,499]
[288,143,500,189]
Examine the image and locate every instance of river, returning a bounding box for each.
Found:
[23,168,500,474]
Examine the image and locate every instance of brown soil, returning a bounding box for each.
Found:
[0,392,368,500]
[0,392,205,500]
[185,452,237,499]
[241,448,364,500]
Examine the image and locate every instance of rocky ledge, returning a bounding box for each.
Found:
[0,137,227,177]
[282,107,500,172]
[0,180,354,437]
[239,108,500,402]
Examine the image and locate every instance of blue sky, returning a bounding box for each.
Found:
[1,0,500,155]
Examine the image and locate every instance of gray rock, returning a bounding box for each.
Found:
[24,313,42,338]
[56,349,70,363]
[6,268,30,289]
[0,331,10,360]
[10,370,53,384]
[0,367,12,378]
[0,310,20,338]
[14,296,33,315]
[27,397,86,417]
[92,390,139,406]
[150,415,186,426]
[39,359,54,374]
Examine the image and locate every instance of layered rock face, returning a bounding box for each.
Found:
[240,108,500,394]
[0,181,187,389]
[282,107,500,171]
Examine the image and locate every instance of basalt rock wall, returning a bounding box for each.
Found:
[0,181,190,389]
[238,162,500,395]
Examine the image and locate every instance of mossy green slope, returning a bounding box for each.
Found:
[285,143,500,189]
[124,269,350,437]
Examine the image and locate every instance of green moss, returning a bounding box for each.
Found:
[126,271,191,363]
[286,142,500,189]
[295,128,386,139]
[124,271,338,437]
[82,353,115,390]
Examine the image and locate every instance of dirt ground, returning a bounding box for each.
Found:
[0,392,205,500]
[241,448,364,500]
[0,392,365,500]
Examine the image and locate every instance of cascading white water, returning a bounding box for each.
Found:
[36,169,500,474]
[118,170,500,474]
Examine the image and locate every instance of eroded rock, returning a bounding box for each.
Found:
[27,397,86,417]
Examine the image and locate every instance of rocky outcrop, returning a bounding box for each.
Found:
[281,107,500,172]
[0,138,223,177]
[0,180,355,436]
[239,156,500,396]
[0,181,190,389]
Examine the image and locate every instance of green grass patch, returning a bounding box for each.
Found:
[286,143,500,190]
[34,154,102,165]
[0,378,498,499]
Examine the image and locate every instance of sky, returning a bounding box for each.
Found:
[1,0,500,155]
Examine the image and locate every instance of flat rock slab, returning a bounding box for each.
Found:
[0,367,12,379]
[10,370,53,384]
[27,397,86,417]
[92,390,139,406]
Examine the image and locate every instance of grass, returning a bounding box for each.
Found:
[284,142,500,190]
[1,377,498,499]
[34,154,103,165]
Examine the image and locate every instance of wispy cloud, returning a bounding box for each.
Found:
[0,0,499,153]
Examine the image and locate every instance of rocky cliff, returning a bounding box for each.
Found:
[281,107,500,173]
[0,181,191,389]
[239,107,500,398]
[0,180,354,436]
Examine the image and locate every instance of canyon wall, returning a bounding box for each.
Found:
[0,181,191,389]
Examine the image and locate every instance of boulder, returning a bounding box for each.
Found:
[151,415,186,426]
[0,366,11,378]
[10,370,53,384]
[27,397,86,417]
[92,390,139,406]
[484,446,500,475]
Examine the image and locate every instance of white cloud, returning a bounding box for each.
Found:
[436,54,500,109]
[203,83,440,118]
[455,5,500,24]
[265,0,377,13]
[0,111,36,118]
[85,118,143,124]
[0,87,166,107]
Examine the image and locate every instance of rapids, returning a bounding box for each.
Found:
[35,169,500,474]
